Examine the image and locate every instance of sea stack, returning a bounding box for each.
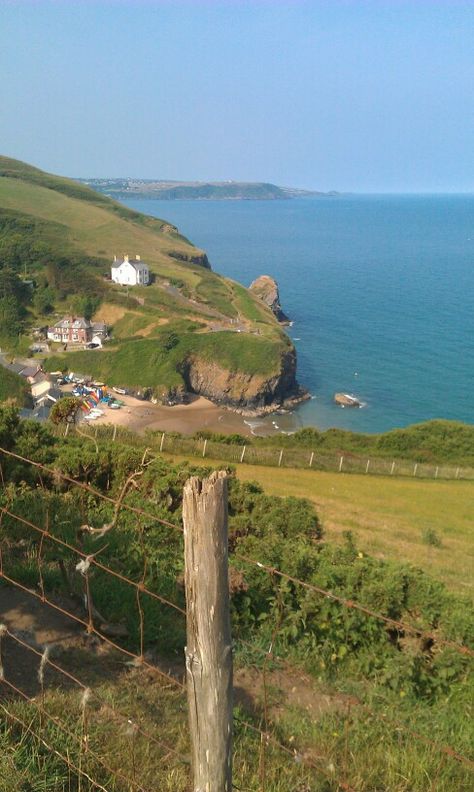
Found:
[249,274,290,323]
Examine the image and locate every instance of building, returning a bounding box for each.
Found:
[111,254,150,286]
[47,317,93,345]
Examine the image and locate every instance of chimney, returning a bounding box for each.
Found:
[124,254,129,262]
[136,254,141,261]
[113,254,117,262]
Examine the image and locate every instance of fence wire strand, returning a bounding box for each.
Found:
[1,443,473,791]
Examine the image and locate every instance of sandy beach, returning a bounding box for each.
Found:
[77,391,254,436]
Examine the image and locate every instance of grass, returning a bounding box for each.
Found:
[0,156,292,404]
[44,322,285,391]
[261,419,474,465]
[163,452,474,597]
[232,281,273,324]
[0,367,30,406]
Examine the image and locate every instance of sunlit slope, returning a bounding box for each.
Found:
[0,156,277,324]
[0,156,297,408]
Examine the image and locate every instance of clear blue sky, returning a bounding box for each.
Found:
[1,0,473,191]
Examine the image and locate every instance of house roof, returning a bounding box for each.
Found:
[19,405,51,422]
[52,317,92,330]
[112,257,148,272]
[19,366,41,379]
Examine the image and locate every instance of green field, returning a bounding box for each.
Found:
[163,452,474,597]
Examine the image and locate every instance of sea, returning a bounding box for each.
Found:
[122,194,474,435]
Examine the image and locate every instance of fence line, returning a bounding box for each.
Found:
[0,453,361,789]
[2,626,188,765]
[1,446,473,790]
[53,421,474,481]
[1,443,472,658]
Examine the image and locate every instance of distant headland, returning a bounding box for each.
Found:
[76,178,339,201]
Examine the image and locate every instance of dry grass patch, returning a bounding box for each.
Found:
[164,453,474,597]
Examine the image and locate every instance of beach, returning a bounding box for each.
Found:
[78,392,254,436]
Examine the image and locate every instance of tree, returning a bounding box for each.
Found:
[33,287,56,315]
[50,397,82,425]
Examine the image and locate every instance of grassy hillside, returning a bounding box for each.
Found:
[0,367,30,405]
[0,156,292,403]
[1,414,472,791]
[248,419,474,466]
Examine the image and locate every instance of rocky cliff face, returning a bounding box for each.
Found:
[168,250,211,269]
[249,275,289,323]
[178,345,307,415]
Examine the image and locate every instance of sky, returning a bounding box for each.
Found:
[1,0,473,192]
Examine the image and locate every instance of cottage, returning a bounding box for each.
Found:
[47,317,93,345]
[111,254,150,286]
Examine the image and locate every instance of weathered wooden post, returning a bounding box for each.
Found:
[183,471,233,792]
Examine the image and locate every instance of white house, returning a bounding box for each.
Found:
[111,254,150,286]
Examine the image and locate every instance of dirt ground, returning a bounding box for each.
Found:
[0,587,350,725]
[73,388,253,436]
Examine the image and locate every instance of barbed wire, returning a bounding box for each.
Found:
[2,626,190,767]
[1,443,473,790]
[234,631,474,771]
[1,444,472,659]
[0,675,149,792]
[233,553,474,658]
[0,504,185,616]
[0,699,112,792]
[0,569,185,691]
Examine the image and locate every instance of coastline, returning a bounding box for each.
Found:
[80,393,254,436]
[76,390,306,438]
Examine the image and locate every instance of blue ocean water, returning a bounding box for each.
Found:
[123,195,474,433]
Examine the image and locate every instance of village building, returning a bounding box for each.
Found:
[111,254,150,286]
[47,317,93,344]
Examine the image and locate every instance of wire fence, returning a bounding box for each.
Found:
[0,444,473,791]
[53,421,474,481]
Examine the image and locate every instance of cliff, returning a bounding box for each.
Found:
[180,345,306,415]
[249,275,290,323]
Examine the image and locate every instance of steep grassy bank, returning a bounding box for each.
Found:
[0,407,472,790]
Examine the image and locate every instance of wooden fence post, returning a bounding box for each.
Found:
[112,424,117,442]
[183,472,233,792]
[202,438,208,458]
[159,432,165,452]
[240,445,246,463]
[339,455,344,472]
[278,449,283,467]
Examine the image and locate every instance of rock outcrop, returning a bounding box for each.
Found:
[179,346,307,416]
[249,275,289,323]
[168,250,211,269]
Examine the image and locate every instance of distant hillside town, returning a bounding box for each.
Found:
[76,178,338,201]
